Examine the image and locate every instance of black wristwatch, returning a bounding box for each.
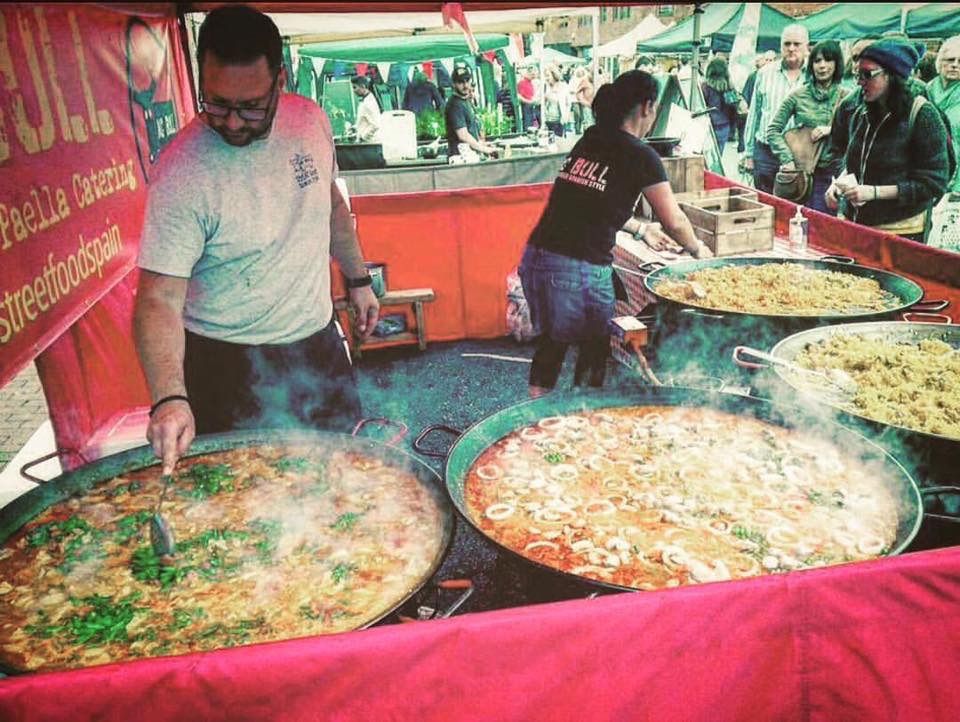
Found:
[345,274,373,289]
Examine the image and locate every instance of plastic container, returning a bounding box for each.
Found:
[789,206,808,253]
[365,262,387,297]
[379,110,417,161]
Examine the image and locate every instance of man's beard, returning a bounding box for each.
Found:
[212,118,274,147]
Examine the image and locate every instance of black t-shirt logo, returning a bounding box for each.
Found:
[557,155,609,192]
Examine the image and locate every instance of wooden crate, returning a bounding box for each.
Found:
[661,154,705,194]
[640,155,706,218]
[679,196,775,256]
[673,187,757,205]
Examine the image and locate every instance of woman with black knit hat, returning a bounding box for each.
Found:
[825,39,950,241]
[517,70,710,399]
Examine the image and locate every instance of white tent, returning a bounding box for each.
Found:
[593,14,667,58]
[262,7,598,44]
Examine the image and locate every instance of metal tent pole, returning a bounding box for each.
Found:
[690,2,704,111]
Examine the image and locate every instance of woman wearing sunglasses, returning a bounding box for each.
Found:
[825,39,950,241]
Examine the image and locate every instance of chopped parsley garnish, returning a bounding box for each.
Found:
[27,515,92,547]
[107,480,142,497]
[169,608,205,631]
[732,526,769,560]
[27,593,145,646]
[543,452,566,464]
[131,546,190,589]
[183,463,236,498]
[331,512,362,532]
[114,511,154,544]
[331,562,358,583]
[273,457,313,473]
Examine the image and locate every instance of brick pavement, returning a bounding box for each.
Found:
[0,363,50,472]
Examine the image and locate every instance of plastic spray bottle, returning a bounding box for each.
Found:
[789,206,808,253]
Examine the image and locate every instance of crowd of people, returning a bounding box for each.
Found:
[708,25,957,248]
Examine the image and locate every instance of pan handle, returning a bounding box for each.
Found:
[732,346,769,370]
[920,487,960,525]
[413,424,463,459]
[820,254,855,264]
[398,579,475,622]
[680,307,726,320]
[351,418,408,447]
[19,449,75,484]
[908,299,950,313]
[901,312,952,324]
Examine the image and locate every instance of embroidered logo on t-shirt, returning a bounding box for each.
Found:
[558,156,609,192]
[290,153,319,188]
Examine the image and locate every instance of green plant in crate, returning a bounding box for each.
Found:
[416,110,445,140]
[479,106,513,139]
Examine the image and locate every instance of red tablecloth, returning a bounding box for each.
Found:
[2,545,960,722]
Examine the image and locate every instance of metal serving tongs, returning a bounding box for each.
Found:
[150,470,177,557]
[733,346,859,403]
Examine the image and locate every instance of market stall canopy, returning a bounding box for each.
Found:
[516,46,586,67]
[593,13,667,58]
[636,3,794,54]
[799,3,904,41]
[203,5,598,44]
[905,3,960,39]
[298,33,509,62]
[800,3,960,41]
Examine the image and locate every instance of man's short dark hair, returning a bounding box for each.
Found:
[197,5,282,76]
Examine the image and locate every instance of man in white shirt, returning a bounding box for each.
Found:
[351,75,382,142]
[742,24,810,193]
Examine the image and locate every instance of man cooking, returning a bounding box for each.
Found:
[444,66,498,159]
[351,75,382,142]
[134,4,379,474]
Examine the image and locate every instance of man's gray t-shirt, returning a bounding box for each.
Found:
[138,93,336,345]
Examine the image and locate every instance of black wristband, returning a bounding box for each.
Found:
[345,274,373,289]
[150,394,190,417]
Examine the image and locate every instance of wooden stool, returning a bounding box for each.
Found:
[334,288,436,357]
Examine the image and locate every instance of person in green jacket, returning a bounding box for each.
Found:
[927,35,960,196]
[768,40,848,214]
[825,39,949,242]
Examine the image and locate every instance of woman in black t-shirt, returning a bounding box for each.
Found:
[518,70,710,398]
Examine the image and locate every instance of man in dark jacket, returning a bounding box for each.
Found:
[402,67,444,115]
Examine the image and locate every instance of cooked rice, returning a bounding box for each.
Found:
[793,334,960,439]
[654,263,900,315]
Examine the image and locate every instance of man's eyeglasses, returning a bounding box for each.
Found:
[200,74,279,122]
[856,67,885,82]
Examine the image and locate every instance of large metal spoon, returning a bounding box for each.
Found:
[733,346,858,402]
[149,472,176,557]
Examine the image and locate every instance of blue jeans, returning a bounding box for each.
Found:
[519,246,614,343]
[807,167,836,216]
[518,245,614,388]
[714,124,731,153]
[752,142,779,194]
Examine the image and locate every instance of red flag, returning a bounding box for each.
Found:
[442,3,479,54]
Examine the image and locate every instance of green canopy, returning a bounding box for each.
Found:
[906,4,960,39]
[636,3,794,54]
[800,3,903,41]
[298,33,509,63]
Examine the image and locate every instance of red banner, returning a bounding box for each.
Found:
[0,3,194,388]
